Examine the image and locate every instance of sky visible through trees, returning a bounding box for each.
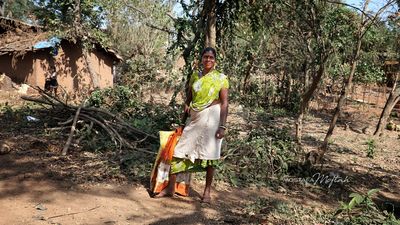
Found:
[345,0,398,16]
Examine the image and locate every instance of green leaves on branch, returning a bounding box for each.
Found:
[334,189,399,224]
[218,108,296,186]
[87,85,181,134]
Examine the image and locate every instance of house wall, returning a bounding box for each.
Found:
[89,47,114,88]
[54,41,92,92]
[0,41,115,93]
[0,52,38,85]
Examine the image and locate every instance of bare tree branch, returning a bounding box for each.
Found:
[326,0,374,20]
[62,102,84,155]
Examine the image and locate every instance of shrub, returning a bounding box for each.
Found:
[218,112,297,186]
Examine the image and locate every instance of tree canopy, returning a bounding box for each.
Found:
[3,0,400,168]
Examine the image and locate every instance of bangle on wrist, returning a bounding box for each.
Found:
[219,125,227,130]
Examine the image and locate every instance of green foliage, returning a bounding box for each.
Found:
[334,189,400,225]
[365,139,376,158]
[243,190,400,225]
[244,198,331,224]
[3,0,36,20]
[31,0,111,48]
[99,1,178,96]
[217,108,296,186]
[0,102,37,121]
[88,85,137,112]
[323,6,358,52]
[87,85,181,136]
[0,102,47,134]
[119,150,154,181]
[238,81,268,108]
[0,102,14,120]
[354,56,386,84]
[33,0,105,29]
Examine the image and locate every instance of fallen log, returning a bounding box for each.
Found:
[22,86,157,155]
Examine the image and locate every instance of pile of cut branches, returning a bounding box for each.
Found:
[22,87,157,156]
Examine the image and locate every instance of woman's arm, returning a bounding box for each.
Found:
[184,87,192,113]
[181,86,192,126]
[216,88,228,139]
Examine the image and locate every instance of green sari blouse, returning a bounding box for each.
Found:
[189,70,229,111]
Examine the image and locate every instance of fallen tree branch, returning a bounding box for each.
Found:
[79,113,119,146]
[45,126,72,131]
[82,107,157,140]
[74,121,93,146]
[22,89,158,156]
[62,103,84,155]
[47,206,100,220]
[58,117,74,126]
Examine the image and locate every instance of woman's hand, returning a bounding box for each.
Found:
[184,104,190,114]
[215,127,225,139]
[179,104,190,129]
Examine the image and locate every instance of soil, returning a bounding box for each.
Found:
[0,86,399,225]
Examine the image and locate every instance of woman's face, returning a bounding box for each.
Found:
[202,51,216,71]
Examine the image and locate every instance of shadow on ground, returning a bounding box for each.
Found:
[1,103,399,224]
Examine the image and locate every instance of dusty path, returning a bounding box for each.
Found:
[0,150,244,225]
[1,90,400,224]
[0,147,267,225]
[0,178,228,225]
[0,146,329,225]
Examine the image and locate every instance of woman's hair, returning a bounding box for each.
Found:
[201,47,216,58]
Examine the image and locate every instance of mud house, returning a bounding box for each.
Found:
[0,16,122,94]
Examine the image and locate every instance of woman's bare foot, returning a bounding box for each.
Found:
[200,195,211,203]
[153,174,177,198]
[201,166,214,203]
[153,189,174,198]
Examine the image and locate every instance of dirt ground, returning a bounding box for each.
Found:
[1,87,400,225]
[0,139,282,225]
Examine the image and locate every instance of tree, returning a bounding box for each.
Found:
[99,0,174,91]
[204,0,216,48]
[318,0,398,162]
[374,72,400,135]
[291,0,340,145]
[0,0,5,17]
[374,7,400,135]
[1,0,36,20]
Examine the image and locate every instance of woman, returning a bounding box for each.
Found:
[157,47,229,203]
[44,66,58,95]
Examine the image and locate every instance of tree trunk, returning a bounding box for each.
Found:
[296,54,329,144]
[169,0,205,106]
[72,0,98,89]
[83,49,100,89]
[302,60,310,93]
[319,1,373,160]
[204,0,216,48]
[0,1,4,17]
[320,32,362,157]
[296,109,303,139]
[242,53,255,93]
[285,75,293,107]
[374,73,400,135]
[73,0,83,37]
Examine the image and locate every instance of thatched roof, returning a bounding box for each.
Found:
[0,16,41,33]
[0,17,47,55]
[0,17,122,60]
